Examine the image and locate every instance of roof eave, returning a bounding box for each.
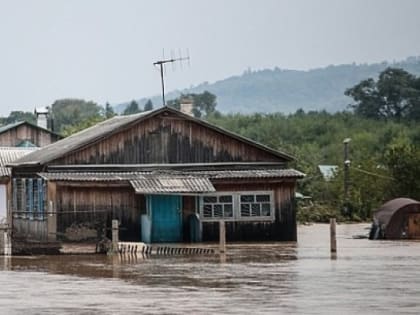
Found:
[7,161,42,168]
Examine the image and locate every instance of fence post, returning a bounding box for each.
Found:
[219,220,226,253]
[4,228,11,256]
[110,220,119,255]
[330,218,337,256]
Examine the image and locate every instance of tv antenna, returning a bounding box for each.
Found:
[153,49,190,106]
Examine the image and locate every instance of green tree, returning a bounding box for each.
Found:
[345,78,382,119]
[408,76,420,121]
[192,91,217,117]
[123,100,141,115]
[144,99,153,111]
[0,111,37,125]
[207,108,420,221]
[61,115,106,137]
[167,91,217,118]
[384,144,420,200]
[346,67,420,121]
[105,102,116,119]
[50,99,103,133]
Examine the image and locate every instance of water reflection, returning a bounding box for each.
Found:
[1,224,420,314]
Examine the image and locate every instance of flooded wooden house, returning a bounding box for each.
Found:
[9,106,304,244]
[370,198,420,240]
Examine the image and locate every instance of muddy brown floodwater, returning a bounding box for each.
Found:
[1,224,420,314]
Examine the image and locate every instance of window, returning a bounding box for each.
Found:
[12,178,45,220]
[240,193,273,218]
[202,195,234,219]
[200,191,274,222]
[12,178,26,218]
[33,178,45,220]
[26,179,33,220]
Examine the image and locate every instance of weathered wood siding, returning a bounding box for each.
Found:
[0,124,60,147]
[52,113,283,165]
[55,184,144,242]
[182,196,197,242]
[13,219,48,240]
[202,181,297,242]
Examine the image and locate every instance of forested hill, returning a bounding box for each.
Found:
[115,56,420,114]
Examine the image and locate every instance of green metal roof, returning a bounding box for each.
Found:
[16,140,38,148]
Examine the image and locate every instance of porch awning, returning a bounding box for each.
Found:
[129,176,215,194]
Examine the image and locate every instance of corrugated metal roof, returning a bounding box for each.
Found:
[191,169,305,179]
[38,171,215,193]
[37,172,147,181]
[12,107,294,166]
[0,147,38,177]
[130,177,215,194]
[37,168,305,182]
[318,165,338,180]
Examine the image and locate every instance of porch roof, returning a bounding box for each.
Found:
[130,177,215,194]
[0,147,37,177]
[38,171,215,194]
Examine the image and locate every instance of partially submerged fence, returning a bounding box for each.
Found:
[117,242,214,256]
[0,224,11,256]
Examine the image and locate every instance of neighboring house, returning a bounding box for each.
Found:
[0,121,62,147]
[318,165,338,181]
[0,147,37,224]
[10,107,304,244]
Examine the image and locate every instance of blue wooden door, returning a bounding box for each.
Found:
[151,195,182,242]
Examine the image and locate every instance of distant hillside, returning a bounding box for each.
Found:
[115,56,420,114]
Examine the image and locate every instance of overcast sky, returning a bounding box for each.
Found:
[0,0,420,115]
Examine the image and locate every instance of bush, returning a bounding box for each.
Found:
[297,203,344,224]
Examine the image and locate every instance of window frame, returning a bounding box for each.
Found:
[201,192,236,221]
[12,177,46,221]
[199,191,275,222]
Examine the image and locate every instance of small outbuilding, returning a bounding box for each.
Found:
[370,198,420,239]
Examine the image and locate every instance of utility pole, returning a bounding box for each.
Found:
[153,55,190,106]
[343,138,351,215]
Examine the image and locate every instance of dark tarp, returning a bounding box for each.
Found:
[372,198,420,239]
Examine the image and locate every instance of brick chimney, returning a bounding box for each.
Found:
[34,107,49,129]
[179,98,194,116]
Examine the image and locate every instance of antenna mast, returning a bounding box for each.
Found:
[153,51,190,106]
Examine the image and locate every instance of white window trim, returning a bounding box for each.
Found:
[199,191,275,222]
